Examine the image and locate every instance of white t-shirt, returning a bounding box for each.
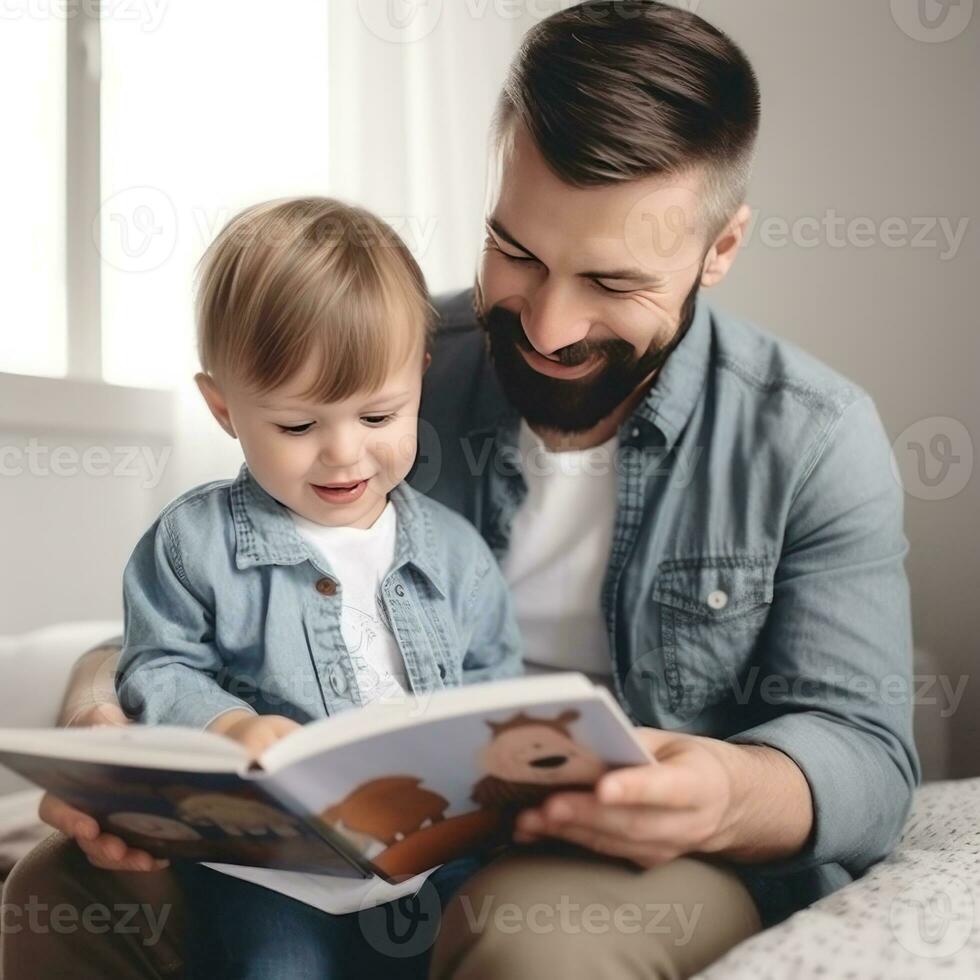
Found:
[502,419,619,686]
[206,499,430,913]
[290,500,409,703]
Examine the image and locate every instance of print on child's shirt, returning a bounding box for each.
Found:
[341,594,407,703]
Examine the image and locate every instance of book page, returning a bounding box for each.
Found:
[264,682,651,882]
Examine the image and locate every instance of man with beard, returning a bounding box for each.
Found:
[4,4,918,979]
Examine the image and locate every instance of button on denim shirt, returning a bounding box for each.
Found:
[117,474,523,730]
[411,289,920,927]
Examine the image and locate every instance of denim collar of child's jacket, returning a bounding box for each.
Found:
[229,464,448,597]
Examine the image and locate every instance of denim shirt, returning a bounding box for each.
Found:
[411,288,921,927]
[117,471,522,730]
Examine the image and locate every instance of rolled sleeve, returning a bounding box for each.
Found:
[117,513,255,730]
[727,394,921,876]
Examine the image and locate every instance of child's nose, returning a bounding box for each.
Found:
[317,428,362,470]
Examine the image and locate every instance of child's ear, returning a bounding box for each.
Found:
[422,352,432,374]
[195,372,237,439]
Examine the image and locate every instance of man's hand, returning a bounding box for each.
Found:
[207,710,301,759]
[39,698,168,872]
[513,727,814,867]
[60,702,129,729]
[39,795,170,872]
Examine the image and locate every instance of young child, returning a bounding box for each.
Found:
[115,197,523,978]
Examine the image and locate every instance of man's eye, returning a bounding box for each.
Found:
[592,280,634,295]
[362,414,395,426]
[278,423,314,435]
[487,238,535,264]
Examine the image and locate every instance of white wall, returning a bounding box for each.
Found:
[0,375,175,635]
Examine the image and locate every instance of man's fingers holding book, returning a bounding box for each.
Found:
[38,793,99,839]
[77,833,167,872]
[38,793,168,872]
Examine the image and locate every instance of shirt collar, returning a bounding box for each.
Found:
[629,293,713,452]
[230,465,446,597]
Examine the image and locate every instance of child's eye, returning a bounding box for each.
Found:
[361,414,395,427]
[278,423,314,435]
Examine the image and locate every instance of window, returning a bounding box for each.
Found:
[0,15,67,378]
[100,1,330,389]
[1,1,330,389]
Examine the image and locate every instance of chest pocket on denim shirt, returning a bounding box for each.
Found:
[652,555,774,722]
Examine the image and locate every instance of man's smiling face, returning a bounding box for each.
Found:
[477,121,742,437]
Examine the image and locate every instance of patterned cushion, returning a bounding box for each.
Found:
[698,779,980,978]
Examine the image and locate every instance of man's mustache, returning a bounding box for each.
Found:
[481,305,635,371]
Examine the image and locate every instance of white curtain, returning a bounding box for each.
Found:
[327,1,527,295]
[162,2,528,501]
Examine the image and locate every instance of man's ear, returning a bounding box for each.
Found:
[700,203,752,289]
[195,372,237,439]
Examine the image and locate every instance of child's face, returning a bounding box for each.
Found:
[198,352,426,529]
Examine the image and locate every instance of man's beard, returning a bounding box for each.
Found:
[476,262,705,435]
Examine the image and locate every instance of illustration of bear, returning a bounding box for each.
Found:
[470,709,609,815]
[367,710,614,878]
[320,776,449,855]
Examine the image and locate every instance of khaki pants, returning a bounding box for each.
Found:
[431,845,761,980]
[2,833,184,979]
[2,835,760,979]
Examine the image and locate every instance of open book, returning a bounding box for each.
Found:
[0,674,650,883]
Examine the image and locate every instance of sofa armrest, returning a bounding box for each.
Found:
[0,621,122,795]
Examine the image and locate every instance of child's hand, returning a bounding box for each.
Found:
[208,710,301,759]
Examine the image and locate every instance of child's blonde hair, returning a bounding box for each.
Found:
[196,197,434,401]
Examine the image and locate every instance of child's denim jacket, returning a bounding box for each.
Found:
[117,463,523,728]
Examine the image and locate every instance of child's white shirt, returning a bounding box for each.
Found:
[290,500,409,704]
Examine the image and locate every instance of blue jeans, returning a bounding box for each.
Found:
[174,858,483,980]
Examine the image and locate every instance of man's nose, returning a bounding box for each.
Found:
[520,282,591,358]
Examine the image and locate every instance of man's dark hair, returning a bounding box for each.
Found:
[492,0,761,237]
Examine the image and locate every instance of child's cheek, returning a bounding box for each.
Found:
[372,429,418,483]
